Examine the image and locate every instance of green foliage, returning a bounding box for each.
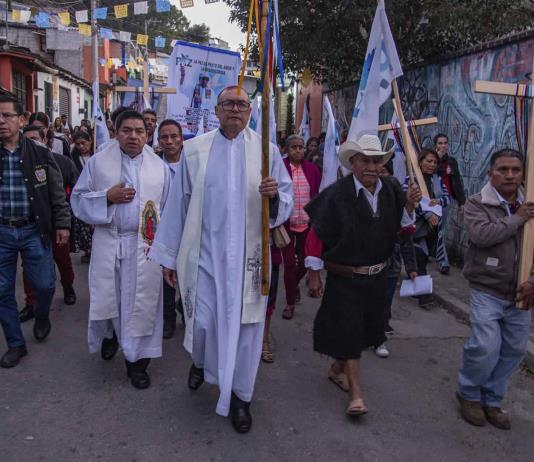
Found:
[224,0,534,89]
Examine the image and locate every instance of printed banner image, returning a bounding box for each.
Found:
[166,41,242,137]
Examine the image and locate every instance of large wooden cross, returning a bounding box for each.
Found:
[378,116,437,132]
[114,60,176,107]
[474,68,534,308]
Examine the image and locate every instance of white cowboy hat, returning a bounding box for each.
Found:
[338,134,394,170]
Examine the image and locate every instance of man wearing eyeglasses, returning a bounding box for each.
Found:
[150,85,293,433]
[0,95,70,368]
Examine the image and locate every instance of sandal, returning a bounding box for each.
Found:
[346,398,368,416]
[328,369,349,392]
[282,305,295,320]
[261,342,274,363]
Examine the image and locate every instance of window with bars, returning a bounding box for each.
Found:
[12,72,27,110]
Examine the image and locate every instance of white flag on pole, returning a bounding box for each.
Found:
[299,99,311,143]
[248,92,277,145]
[92,82,110,149]
[319,95,339,192]
[347,0,403,143]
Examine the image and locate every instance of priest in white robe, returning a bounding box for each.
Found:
[71,110,171,390]
[150,86,293,433]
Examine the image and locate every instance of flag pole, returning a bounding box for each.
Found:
[260,0,271,296]
[91,0,99,148]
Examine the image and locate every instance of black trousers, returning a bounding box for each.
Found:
[163,280,177,324]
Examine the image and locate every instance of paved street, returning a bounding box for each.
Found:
[2,258,534,462]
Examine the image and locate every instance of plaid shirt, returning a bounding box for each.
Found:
[289,163,311,232]
[0,143,30,219]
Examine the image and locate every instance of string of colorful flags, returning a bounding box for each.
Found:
[8,0,221,49]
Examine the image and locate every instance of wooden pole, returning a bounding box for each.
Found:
[391,79,429,197]
[260,0,270,296]
[517,60,534,309]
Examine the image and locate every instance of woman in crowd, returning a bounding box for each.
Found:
[305,137,320,165]
[70,131,95,263]
[404,148,450,307]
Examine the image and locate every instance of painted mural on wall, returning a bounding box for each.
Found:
[329,36,533,260]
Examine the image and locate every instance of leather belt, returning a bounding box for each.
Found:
[0,217,33,227]
[325,261,387,278]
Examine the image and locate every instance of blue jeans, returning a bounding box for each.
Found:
[458,289,531,407]
[0,224,55,347]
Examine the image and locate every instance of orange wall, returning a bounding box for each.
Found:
[295,81,323,138]
[0,56,13,91]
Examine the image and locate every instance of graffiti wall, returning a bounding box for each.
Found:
[329,34,534,261]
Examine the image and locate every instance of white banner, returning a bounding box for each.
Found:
[319,95,339,192]
[166,41,241,137]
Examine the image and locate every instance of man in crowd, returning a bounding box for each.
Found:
[142,109,158,149]
[457,148,534,431]
[306,134,420,416]
[157,119,185,338]
[71,110,171,389]
[280,134,321,320]
[19,125,79,321]
[0,95,71,368]
[434,133,466,274]
[61,114,73,135]
[150,85,293,433]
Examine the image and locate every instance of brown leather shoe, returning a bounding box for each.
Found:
[456,393,486,426]
[484,406,511,430]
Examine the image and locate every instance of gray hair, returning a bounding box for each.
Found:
[285,134,305,147]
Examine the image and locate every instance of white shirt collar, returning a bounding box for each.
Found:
[493,186,524,206]
[353,175,382,197]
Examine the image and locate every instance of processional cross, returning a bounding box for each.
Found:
[473,66,534,308]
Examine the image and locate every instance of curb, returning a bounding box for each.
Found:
[433,289,534,370]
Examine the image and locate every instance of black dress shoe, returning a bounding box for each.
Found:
[188,364,204,390]
[125,358,151,389]
[19,305,35,323]
[63,285,76,305]
[230,393,252,433]
[0,346,28,368]
[163,319,176,339]
[101,331,119,360]
[33,318,51,342]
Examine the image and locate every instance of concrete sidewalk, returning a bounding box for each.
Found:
[428,263,534,369]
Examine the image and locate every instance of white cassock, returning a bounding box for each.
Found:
[150,129,293,416]
[71,144,171,362]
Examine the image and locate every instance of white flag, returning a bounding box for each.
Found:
[299,99,311,143]
[319,96,339,192]
[347,0,402,143]
[20,10,31,23]
[248,92,277,144]
[75,10,88,23]
[119,31,132,43]
[134,1,149,15]
[92,82,110,149]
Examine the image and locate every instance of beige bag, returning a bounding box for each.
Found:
[272,225,291,249]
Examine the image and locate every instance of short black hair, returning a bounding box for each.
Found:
[110,106,128,125]
[115,110,147,131]
[61,114,67,118]
[489,148,524,169]
[158,119,182,136]
[418,147,440,164]
[29,111,50,127]
[0,95,23,115]
[142,108,157,118]
[433,133,448,145]
[23,125,46,141]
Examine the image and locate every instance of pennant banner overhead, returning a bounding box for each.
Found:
[156,0,171,12]
[137,34,149,46]
[78,24,92,37]
[347,0,403,142]
[75,10,89,23]
[19,10,31,23]
[58,11,70,26]
[166,41,241,137]
[180,0,195,8]
[155,36,166,48]
[134,1,149,15]
[11,10,21,22]
[205,0,220,3]
[114,4,129,19]
[100,28,113,39]
[35,12,50,28]
[93,7,108,20]
[119,31,132,42]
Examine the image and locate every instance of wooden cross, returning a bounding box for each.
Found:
[378,116,437,132]
[474,66,534,308]
[114,60,176,106]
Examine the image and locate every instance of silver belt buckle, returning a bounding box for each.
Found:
[368,263,382,275]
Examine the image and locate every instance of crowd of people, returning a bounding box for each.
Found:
[0,88,533,434]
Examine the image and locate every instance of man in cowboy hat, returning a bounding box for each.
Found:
[305,134,421,416]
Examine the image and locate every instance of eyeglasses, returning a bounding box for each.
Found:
[0,112,20,120]
[219,100,250,112]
